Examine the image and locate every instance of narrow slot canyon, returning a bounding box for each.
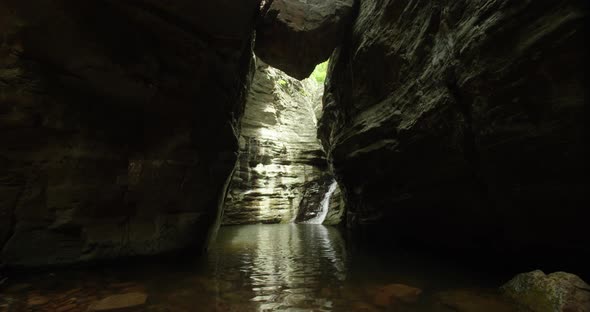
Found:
[0,1,588,312]
[222,60,344,226]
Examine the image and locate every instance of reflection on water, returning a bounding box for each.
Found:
[211,224,347,310]
[0,224,525,312]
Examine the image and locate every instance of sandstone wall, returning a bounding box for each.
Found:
[319,0,588,261]
[223,61,341,225]
[0,0,260,266]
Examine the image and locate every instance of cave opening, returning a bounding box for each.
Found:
[221,59,345,226]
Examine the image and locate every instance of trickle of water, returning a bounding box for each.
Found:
[303,180,338,225]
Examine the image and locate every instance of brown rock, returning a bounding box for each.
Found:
[88,292,147,311]
[372,283,422,307]
[255,0,355,79]
[56,303,78,312]
[436,289,521,312]
[27,295,50,306]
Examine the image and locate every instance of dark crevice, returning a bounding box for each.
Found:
[446,79,490,203]
[0,186,23,266]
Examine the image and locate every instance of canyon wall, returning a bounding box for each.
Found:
[0,0,260,267]
[223,61,341,225]
[319,0,588,265]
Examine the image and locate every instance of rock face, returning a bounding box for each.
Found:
[322,183,345,225]
[255,0,356,79]
[0,0,260,266]
[318,0,588,264]
[501,270,590,312]
[223,61,340,225]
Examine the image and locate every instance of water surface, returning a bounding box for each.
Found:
[0,224,526,311]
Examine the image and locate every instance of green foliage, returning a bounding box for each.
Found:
[310,61,329,84]
[278,79,287,86]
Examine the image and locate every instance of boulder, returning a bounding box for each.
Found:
[255,0,355,79]
[501,270,590,312]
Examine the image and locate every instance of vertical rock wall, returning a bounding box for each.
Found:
[223,61,341,225]
[0,0,260,267]
[319,0,588,263]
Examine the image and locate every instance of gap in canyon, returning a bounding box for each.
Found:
[222,59,344,226]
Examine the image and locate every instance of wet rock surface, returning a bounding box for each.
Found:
[501,270,590,312]
[371,283,422,307]
[0,0,260,266]
[223,61,341,225]
[255,0,356,79]
[88,292,147,311]
[318,0,589,265]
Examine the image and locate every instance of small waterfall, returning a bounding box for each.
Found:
[305,180,338,224]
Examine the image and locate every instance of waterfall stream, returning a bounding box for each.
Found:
[304,180,338,224]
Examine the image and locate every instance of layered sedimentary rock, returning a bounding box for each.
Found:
[319,0,588,263]
[0,0,260,266]
[255,0,355,79]
[223,61,342,225]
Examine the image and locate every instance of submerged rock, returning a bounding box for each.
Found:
[501,270,590,312]
[435,289,521,312]
[372,283,422,307]
[255,0,355,79]
[88,292,147,311]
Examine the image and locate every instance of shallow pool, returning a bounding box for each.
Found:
[0,224,527,311]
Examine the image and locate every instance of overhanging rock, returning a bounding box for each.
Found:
[255,0,355,80]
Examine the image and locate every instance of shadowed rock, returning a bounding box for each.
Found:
[0,0,260,267]
[502,270,590,312]
[318,0,589,267]
[255,0,355,80]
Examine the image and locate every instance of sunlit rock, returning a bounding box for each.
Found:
[501,270,590,312]
[255,0,355,79]
[223,60,341,225]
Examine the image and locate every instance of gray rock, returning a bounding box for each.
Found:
[0,0,260,266]
[501,270,590,312]
[318,0,588,258]
[255,0,355,79]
